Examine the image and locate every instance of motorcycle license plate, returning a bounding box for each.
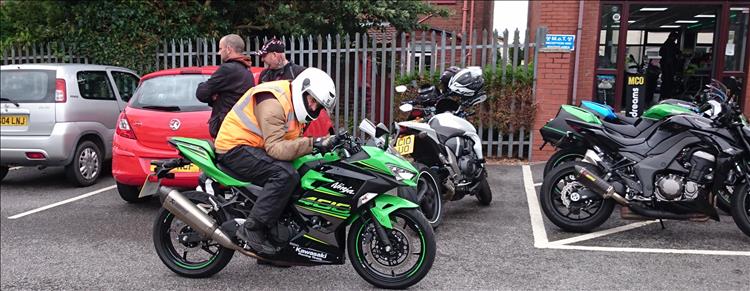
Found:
[0,115,28,126]
[138,174,161,198]
[395,135,415,155]
[149,163,200,173]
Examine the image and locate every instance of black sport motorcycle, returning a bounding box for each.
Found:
[539,91,750,238]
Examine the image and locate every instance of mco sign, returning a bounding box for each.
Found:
[625,75,646,117]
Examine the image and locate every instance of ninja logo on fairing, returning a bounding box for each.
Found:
[329,182,355,195]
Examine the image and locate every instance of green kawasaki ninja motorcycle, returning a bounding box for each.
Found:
[139,125,435,289]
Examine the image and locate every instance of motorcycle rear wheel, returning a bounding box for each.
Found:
[540,162,615,232]
[348,208,436,289]
[400,163,444,229]
[153,193,235,278]
[543,148,586,177]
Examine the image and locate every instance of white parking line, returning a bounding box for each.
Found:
[547,220,658,246]
[522,165,549,248]
[9,167,22,171]
[547,244,750,257]
[7,185,116,219]
[533,182,542,187]
[522,164,750,256]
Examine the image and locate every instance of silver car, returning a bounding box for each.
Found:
[1,64,140,186]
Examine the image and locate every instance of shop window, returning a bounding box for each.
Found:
[725,7,749,72]
[597,4,622,70]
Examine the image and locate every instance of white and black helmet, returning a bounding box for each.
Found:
[291,68,337,123]
[448,66,484,97]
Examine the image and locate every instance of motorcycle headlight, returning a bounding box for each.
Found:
[387,164,416,181]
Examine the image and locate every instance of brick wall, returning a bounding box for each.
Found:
[532,50,573,161]
[528,1,600,161]
[423,0,494,36]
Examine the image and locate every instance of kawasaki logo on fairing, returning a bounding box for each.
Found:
[294,246,328,260]
[329,182,355,195]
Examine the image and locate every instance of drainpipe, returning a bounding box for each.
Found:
[461,0,469,38]
[571,0,584,105]
[469,0,476,47]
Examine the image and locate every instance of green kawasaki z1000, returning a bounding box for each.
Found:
[140,129,436,289]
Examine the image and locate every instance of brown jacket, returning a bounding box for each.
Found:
[255,94,313,161]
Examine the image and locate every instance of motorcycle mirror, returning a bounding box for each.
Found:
[395,85,408,93]
[375,123,389,138]
[399,103,413,112]
[471,94,487,106]
[358,119,377,138]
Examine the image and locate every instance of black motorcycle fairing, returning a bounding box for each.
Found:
[634,133,702,195]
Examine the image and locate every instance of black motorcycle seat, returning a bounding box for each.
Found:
[430,119,464,142]
[601,127,646,146]
[216,163,264,194]
[615,113,638,125]
[602,122,641,137]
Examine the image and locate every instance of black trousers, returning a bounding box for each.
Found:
[217,145,299,227]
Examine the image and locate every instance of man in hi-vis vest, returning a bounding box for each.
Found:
[214,68,338,255]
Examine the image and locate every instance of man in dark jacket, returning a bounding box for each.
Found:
[196,34,255,138]
[257,38,306,83]
[257,38,333,136]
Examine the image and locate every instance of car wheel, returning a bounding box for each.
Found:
[117,182,149,203]
[0,166,8,181]
[65,141,102,187]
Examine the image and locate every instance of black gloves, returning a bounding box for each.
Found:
[313,135,339,153]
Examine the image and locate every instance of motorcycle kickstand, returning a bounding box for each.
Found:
[659,219,666,230]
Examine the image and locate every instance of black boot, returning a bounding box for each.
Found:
[236,217,278,256]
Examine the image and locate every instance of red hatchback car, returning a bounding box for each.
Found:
[112,66,262,202]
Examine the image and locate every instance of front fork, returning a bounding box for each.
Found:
[350,194,421,251]
[369,210,393,249]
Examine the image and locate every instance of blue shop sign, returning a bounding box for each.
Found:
[545,34,575,51]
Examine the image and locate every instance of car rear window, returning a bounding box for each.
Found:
[130,74,211,112]
[0,70,56,103]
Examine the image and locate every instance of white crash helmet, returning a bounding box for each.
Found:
[448,66,484,97]
[291,68,337,123]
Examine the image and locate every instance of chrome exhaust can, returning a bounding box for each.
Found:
[574,165,629,205]
[158,187,240,251]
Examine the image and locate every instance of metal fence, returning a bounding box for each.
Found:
[2,28,537,159]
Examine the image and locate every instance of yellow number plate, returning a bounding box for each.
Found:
[150,163,200,173]
[395,135,415,155]
[0,115,28,126]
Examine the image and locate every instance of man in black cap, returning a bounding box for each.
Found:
[257,38,334,136]
[257,38,306,83]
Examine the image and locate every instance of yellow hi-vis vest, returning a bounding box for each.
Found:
[214,80,301,152]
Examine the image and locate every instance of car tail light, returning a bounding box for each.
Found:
[116,113,137,139]
[55,79,67,103]
[25,152,46,160]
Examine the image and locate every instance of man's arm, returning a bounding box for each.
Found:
[255,96,313,161]
[196,64,233,103]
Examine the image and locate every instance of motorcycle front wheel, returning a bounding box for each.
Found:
[152,192,235,278]
[731,183,750,238]
[347,208,436,289]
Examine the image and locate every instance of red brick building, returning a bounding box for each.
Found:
[528,1,750,161]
